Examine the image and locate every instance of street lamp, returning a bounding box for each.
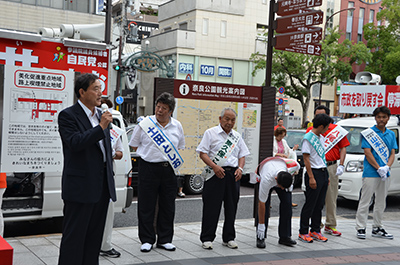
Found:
[323,7,356,37]
[319,7,356,105]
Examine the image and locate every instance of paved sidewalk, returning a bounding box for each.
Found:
[6,217,400,265]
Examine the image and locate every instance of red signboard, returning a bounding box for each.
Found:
[277,0,323,16]
[275,43,321,56]
[274,27,322,49]
[173,79,262,104]
[275,10,323,33]
[0,38,109,95]
[386,85,400,115]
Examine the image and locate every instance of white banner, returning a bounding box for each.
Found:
[1,65,74,172]
[339,85,386,114]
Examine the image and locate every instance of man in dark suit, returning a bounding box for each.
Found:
[58,73,116,265]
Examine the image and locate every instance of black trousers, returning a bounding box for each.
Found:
[299,168,329,234]
[58,172,110,265]
[200,167,240,243]
[256,186,292,239]
[137,158,177,245]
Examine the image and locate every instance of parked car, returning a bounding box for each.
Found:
[336,117,400,201]
[285,129,306,187]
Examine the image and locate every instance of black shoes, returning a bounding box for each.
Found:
[100,248,121,258]
[256,238,266,248]
[278,237,297,246]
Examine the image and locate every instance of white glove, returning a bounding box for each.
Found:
[257,223,266,240]
[377,165,390,180]
[336,165,344,176]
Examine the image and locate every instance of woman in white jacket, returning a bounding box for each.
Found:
[273,127,298,158]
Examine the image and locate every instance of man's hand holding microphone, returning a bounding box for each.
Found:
[100,103,113,130]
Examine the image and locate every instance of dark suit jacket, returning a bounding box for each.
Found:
[58,102,116,203]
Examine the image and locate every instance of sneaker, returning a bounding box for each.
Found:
[222,240,238,249]
[324,226,342,236]
[156,243,176,251]
[202,241,213,249]
[100,248,121,258]
[357,229,366,239]
[298,233,313,243]
[309,231,328,242]
[372,227,393,239]
[140,243,153,252]
[177,192,185,198]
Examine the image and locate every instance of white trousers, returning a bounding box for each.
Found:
[0,188,5,237]
[355,177,390,230]
[101,200,114,251]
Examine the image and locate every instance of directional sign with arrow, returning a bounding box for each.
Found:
[275,43,322,56]
[275,10,324,33]
[274,27,322,49]
[277,0,323,16]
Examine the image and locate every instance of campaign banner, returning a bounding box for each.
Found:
[0,37,109,95]
[339,85,400,114]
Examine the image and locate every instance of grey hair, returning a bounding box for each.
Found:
[220,107,237,118]
[155,92,176,112]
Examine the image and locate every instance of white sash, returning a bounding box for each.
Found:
[201,130,241,181]
[139,116,184,172]
[361,128,389,164]
[324,125,348,153]
[110,124,124,147]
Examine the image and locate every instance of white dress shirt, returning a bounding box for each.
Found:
[196,124,250,167]
[129,115,185,163]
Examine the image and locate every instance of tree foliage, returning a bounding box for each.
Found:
[363,0,400,84]
[250,28,371,123]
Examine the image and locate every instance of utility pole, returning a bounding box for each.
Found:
[115,0,127,110]
[105,0,112,44]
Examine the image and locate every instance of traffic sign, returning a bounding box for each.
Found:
[275,10,323,33]
[275,43,322,56]
[278,98,284,105]
[277,0,322,16]
[116,96,124,105]
[274,27,322,49]
[279,86,285,94]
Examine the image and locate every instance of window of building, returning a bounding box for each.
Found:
[357,33,363,42]
[202,18,209,35]
[378,8,382,26]
[220,20,227,38]
[346,32,352,40]
[348,2,355,17]
[179,22,188,30]
[369,10,375,23]
[11,0,89,12]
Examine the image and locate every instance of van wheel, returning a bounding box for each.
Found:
[184,175,204,194]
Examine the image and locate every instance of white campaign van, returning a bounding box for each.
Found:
[336,117,400,201]
[2,109,134,222]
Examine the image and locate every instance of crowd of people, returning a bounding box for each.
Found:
[0,73,388,265]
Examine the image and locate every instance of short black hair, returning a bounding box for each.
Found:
[155,92,176,112]
[312,113,331,128]
[373,106,391,117]
[278,118,283,121]
[276,171,293,189]
[314,105,330,115]
[74,73,99,99]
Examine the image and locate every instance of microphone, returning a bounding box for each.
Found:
[101,103,112,129]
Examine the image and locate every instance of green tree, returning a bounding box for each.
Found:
[250,28,371,123]
[363,0,400,84]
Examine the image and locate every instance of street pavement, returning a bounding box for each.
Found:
[6,215,400,265]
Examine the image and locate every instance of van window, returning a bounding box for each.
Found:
[390,129,399,154]
[343,126,399,154]
[342,126,365,154]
